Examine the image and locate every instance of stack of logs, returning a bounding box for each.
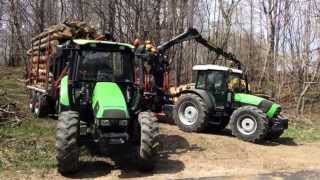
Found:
[27,21,98,88]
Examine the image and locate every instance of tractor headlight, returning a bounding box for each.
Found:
[100,119,110,126]
[99,119,128,126]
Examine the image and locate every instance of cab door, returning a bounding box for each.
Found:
[206,71,227,108]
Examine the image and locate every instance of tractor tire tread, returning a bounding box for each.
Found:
[230,106,269,143]
[174,93,209,132]
[138,112,159,171]
[56,111,80,175]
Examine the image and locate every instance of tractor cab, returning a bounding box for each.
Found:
[193,64,248,108]
[59,40,138,114]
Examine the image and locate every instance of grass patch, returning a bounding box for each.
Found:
[0,66,57,173]
[0,119,56,171]
[283,122,320,143]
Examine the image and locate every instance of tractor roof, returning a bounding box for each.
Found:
[192,64,243,74]
[73,39,134,49]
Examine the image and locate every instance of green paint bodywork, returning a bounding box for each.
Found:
[234,93,264,106]
[60,75,70,106]
[234,93,280,118]
[92,82,129,119]
[267,103,281,118]
[73,39,134,49]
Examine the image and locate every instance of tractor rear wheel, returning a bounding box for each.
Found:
[230,106,268,143]
[56,111,80,174]
[138,112,159,171]
[174,93,209,132]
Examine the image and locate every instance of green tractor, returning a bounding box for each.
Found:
[141,28,288,143]
[55,39,159,174]
[173,64,288,142]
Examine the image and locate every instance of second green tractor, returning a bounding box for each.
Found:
[56,40,159,174]
[173,64,288,142]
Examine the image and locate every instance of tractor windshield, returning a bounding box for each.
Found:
[78,50,133,82]
[227,73,248,93]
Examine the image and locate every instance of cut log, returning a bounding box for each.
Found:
[27,40,59,54]
[32,24,67,42]
[32,32,72,46]
[27,21,99,88]
[32,55,52,63]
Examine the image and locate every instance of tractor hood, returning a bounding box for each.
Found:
[92,82,129,119]
[234,93,281,118]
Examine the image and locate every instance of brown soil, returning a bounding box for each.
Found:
[5,123,320,180]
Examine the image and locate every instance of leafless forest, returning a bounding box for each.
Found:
[0,0,320,116]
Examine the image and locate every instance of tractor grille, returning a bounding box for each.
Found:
[97,119,128,133]
[102,109,127,119]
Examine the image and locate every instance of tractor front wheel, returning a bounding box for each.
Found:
[138,112,159,171]
[174,93,209,132]
[56,111,80,174]
[230,106,268,143]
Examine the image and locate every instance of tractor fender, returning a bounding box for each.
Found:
[59,75,70,107]
[178,89,216,111]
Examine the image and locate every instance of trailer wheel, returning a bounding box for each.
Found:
[34,93,48,118]
[28,91,36,113]
[138,112,159,171]
[230,106,268,143]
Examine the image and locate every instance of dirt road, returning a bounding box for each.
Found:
[9,123,320,180]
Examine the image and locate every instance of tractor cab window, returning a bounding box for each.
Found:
[227,73,247,92]
[78,50,133,82]
[207,71,225,92]
[196,71,206,89]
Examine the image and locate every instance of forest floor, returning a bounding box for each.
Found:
[1,66,320,180]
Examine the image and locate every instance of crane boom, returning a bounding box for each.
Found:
[157,28,241,69]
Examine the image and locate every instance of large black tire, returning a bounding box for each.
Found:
[230,106,268,143]
[174,93,209,132]
[138,112,159,171]
[264,129,284,140]
[56,111,80,174]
